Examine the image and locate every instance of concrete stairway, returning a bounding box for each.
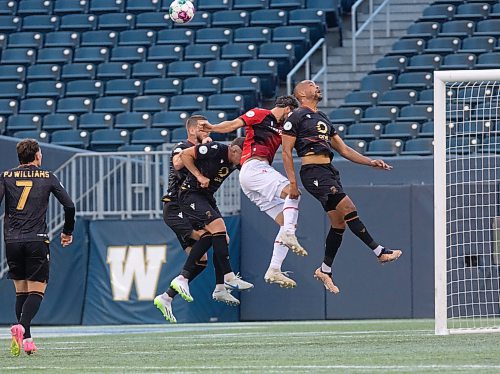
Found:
[322,0,431,109]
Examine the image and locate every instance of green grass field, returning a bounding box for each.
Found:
[1,320,499,373]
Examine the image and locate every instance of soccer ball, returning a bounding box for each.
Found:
[169,0,195,24]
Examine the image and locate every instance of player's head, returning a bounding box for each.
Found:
[273,95,299,122]
[17,138,42,166]
[185,115,210,143]
[293,80,322,104]
[228,137,245,165]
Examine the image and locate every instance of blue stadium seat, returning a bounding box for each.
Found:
[258,42,295,80]
[90,129,129,151]
[45,31,80,47]
[250,9,287,27]
[196,0,231,11]
[51,129,89,149]
[126,0,159,13]
[97,62,131,80]
[329,107,362,124]
[152,111,188,128]
[56,97,92,113]
[401,138,433,156]
[94,96,130,113]
[221,43,257,61]
[222,76,261,109]
[306,0,340,28]
[195,27,233,45]
[420,121,433,137]
[476,52,500,69]
[288,9,327,43]
[417,89,433,105]
[19,98,55,114]
[131,128,170,145]
[79,112,114,130]
[207,93,245,118]
[132,61,166,79]
[8,31,42,48]
[17,0,52,15]
[439,20,475,38]
[424,37,460,55]
[133,95,168,112]
[135,12,169,30]
[157,29,194,46]
[395,72,433,89]
[360,73,395,93]
[184,44,219,62]
[59,14,96,31]
[455,3,490,20]
[61,63,95,81]
[81,30,117,47]
[26,81,63,98]
[362,106,399,123]
[147,45,183,63]
[374,56,408,74]
[13,130,49,143]
[387,38,425,56]
[447,136,477,155]
[117,144,154,151]
[90,0,124,14]
[0,82,25,99]
[28,64,61,80]
[234,26,271,44]
[365,138,403,156]
[345,123,382,140]
[232,0,268,10]
[0,15,20,32]
[118,29,155,46]
[475,19,500,36]
[406,54,442,71]
[272,26,310,60]
[1,48,36,65]
[98,13,134,31]
[204,60,240,78]
[381,122,420,140]
[0,65,26,82]
[398,105,433,122]
[114,112,151,130]
[192,110,228,124]
[342,91,379,108]
[73,47,109,63]
[212,10,249,29]
[6,114,40,132]
[270,0,304,9]
[459,36,496,54]
[0,98,18,115]
[167,61,203,78]
[183,77,221,95]
[65,80,103,97]
[172,11,211,30]
[441,54,476,70]
[170,127,188,143]
[404,22,440,39]
[110,46,146,63]
[420,4,455,22]
[169,94,205,112]
[42,113,77,131]
[37,47,73,64]
[343,139,367,154]
[21,15,58,32]
[241,59,278,98]
[0,1,16,15]
[106,79,143,96]
[53,0,88,15]
[144,78,182,96]
[378,89,418,107]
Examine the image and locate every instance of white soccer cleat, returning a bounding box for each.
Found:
[212,289,240,306]
[224,273,254,291]
[170,277,193,302]
[264,268,297,288]
[279,231,308,256]
[154,295,177,323]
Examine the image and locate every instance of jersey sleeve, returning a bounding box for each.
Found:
[282,111,301,137]
[239,108,268,127]
[195,142,224,160]
[172,142,187,155]
[50,173,76,235]
[329,123,338,137]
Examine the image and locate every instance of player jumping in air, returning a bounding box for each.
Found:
[0,139,75,356]
[282,81,402,294]
[169,137,253,306]
[154,115,212,323]
[198,96,306,288]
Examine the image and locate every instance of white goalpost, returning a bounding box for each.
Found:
[434,69,500,335]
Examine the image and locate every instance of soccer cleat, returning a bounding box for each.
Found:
[10,324,24,357]
[378,248,403,264]
[313,268,340,294]
[170,277,193,302]
[154,295,177,323]
[23,339,37,355]
[279,231,308,256]
[264,268,297,288]
[212,289,240,306]
[224,273,254,291]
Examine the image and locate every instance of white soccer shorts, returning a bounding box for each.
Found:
[239,158,290,219]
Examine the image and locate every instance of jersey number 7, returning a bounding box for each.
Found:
[16,180,33,211]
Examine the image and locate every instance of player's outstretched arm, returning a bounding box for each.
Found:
[331,135,392,170]
[180,147,210,188]
[281,134,300,199]
[50,173,76,244]
[198,118,244,134]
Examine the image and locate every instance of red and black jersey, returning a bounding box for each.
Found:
[239,108,282,165]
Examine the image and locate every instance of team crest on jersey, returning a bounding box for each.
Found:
[199,145,208,154]
[246,110,255,117]
[205,210,212,218]
[284,121,292,131]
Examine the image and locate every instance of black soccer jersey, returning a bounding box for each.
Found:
[181,142,237,195]
[0,165,75,243]
[282,106,337,159]
[162,140,195,202]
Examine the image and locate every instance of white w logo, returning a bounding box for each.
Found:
[106,245,167,301]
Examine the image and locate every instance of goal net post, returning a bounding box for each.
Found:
[434,69,500,335]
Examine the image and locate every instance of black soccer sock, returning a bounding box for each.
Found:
[213,254,225,285]
[324,228,345,267]
[212,232,232,277]
[15,292,29,322]
[344,211,379,250]
[20,292,44,339]
[180,234,212,279]
[166,259,207,298]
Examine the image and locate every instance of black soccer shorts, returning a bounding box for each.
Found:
[163,201,197,250]
[178,190,222,231]
[300,163,347,212]
[6,241,50,282]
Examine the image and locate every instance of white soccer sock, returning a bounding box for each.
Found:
[321,263,332,273]
[373,245,384,256]
[269,227,289,270]
[283,196,300,233]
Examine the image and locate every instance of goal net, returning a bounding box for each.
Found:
[434,70,500,335]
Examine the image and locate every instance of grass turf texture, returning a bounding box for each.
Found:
[1,320,499,373]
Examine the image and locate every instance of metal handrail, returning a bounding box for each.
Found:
[287,38,328,102]
[352,0,392,69]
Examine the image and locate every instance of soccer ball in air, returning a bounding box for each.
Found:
[169,0,195,24]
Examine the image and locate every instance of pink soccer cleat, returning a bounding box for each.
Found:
[23,338,38,355]
[10,324,25,357]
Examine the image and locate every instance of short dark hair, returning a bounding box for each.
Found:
[275,95,299,110]
[17,138,40,164]
[231,137,245,150]
[185,115,207,130]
